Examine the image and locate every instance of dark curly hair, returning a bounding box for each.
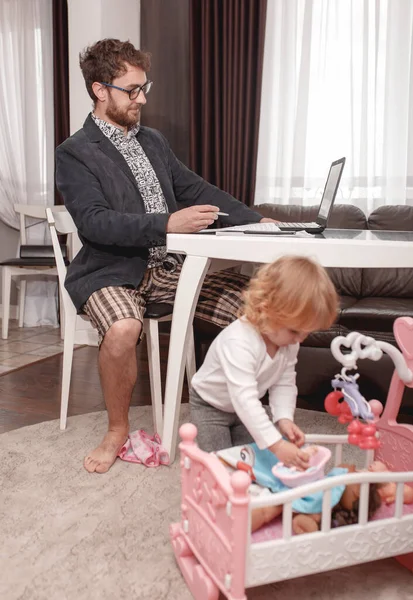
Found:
[331,483,382,528]
[79,38,151,104]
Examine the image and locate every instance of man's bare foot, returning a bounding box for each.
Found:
[84,429,128,474]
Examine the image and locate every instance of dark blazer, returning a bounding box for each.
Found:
[55,115,262,310]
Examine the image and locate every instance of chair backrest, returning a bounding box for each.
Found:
[14,204,53,245]
[46,206,81,318]
[45,206,81,257]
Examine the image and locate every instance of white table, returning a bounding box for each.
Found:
[162,229,413,460]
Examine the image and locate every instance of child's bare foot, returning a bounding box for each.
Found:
[84,429,128,473]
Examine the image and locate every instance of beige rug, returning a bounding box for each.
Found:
[1,406,412,600]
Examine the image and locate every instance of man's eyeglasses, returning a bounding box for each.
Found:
[99,81,153,100]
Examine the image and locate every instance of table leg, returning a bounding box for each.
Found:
[162,255,211,462]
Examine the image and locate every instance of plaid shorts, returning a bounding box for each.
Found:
[83,264,249,345]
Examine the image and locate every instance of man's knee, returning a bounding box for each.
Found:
[102,318,142,355]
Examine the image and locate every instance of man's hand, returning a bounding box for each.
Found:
[260,217,280,224]
[277,419,306,447]
[166,205,220,233]
[268,439,310,471]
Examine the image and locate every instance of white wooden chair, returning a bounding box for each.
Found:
[0,204,60,339]
[46,206,196,433]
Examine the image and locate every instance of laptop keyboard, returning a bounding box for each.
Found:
[278,222,319,228]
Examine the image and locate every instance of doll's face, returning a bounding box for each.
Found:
[368,460,388,473]
[340,482,361,510]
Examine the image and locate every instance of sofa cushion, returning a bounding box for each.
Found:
[339,295,359,311]
[339,297,413,335]
[368,205,413,231]
[327,268,363,298]
[361,268,413,298]
[326,204,367,229]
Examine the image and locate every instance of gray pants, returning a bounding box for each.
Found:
[189,387,271,452]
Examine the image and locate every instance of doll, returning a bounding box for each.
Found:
[368,460,413,505]
[251,463,382,534]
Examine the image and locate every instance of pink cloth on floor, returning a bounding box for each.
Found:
[118,429,169,467]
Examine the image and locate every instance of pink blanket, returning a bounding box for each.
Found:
[118,429,169,467]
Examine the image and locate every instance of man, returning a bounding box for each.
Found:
[56,38,274,474]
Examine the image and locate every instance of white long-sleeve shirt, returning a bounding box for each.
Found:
[191,318,299,449]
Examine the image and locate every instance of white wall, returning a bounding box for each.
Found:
[67,0,141,134]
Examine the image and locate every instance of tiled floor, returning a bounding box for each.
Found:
[0,320,65,374]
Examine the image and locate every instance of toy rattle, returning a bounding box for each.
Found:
[325,328,413,450]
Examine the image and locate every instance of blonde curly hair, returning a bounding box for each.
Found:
[241,255,338,334]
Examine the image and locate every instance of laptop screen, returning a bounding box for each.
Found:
[317,157,346,226]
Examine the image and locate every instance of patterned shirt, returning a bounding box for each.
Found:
[92,113,177,269]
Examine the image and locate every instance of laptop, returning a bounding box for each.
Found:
[277,157,346,233]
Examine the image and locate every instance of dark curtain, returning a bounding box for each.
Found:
[189,0,267,207]
[52,0,70,205]
[140,0,190,165]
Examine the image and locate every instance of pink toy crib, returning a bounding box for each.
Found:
[170,318,413,600]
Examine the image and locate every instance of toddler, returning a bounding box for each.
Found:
[189,255,339,470]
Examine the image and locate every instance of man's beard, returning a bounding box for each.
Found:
[106,95,141,130]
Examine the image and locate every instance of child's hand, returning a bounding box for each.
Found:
[277,419,306,447]
[268,439,310,471]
